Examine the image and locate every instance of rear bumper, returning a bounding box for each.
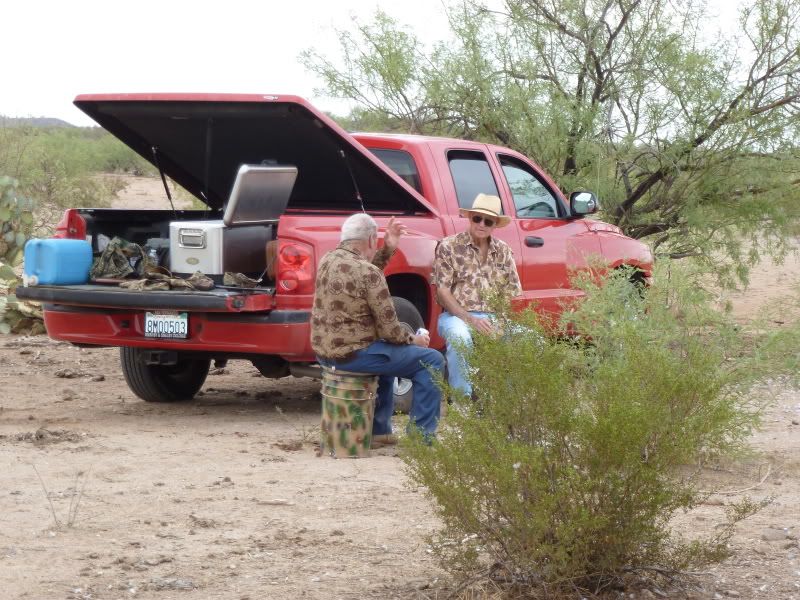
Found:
[42,304,314,360]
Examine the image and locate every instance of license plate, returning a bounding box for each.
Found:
[144,312,188,339]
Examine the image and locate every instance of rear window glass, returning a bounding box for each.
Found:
[368,148,423,194]
[447,151,502,210]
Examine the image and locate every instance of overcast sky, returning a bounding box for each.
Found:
[4,0,741,127]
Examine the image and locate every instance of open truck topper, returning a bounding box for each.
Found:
[73,93,437,216]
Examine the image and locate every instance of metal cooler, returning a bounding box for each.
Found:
[168,164,297,281]
[168,221,272,279]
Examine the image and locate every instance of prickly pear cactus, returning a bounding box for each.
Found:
[0,176,43,335]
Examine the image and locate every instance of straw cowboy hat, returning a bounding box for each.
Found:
[458,193,511,227]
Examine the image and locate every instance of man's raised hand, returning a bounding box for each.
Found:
[383,216,408,252]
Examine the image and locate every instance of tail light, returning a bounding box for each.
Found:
[276,241,314,294]
[53,209,87,240]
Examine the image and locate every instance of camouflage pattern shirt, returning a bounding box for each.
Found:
[311,244,414,360]
[432,231,522,312]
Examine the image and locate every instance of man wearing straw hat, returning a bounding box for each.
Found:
[312,213,444,444]
[432,193,522,400]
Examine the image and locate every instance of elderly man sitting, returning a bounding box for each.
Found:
[311,213,444,443]
[432,193,522,400]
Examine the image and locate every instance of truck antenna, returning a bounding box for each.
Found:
[151,146,178,219]
[339,149,366,213]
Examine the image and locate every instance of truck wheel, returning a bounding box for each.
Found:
[391,297,424,414]
[120,347,210,402]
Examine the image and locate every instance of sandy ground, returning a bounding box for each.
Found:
[1,178,799,599]
[106,176,195,211]
[720,248,800,325]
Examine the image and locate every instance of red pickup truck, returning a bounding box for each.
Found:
[17,94,652,406]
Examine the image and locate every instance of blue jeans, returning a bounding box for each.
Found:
[317,341,444,437]
[437,311,492,398]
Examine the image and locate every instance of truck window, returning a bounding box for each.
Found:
[499,154,561,218]
[368,148,423,194]
[447,150,502,210]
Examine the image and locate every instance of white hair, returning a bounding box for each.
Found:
[340,213,378,243]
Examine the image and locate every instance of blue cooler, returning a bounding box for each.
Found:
[23,239,93,286]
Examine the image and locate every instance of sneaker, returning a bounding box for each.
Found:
[371,433,399,448]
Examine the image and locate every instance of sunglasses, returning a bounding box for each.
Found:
[470,214,496,227]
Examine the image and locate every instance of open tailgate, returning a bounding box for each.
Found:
[16,284,274,312]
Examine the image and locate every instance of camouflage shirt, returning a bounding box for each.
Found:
[431,231,522,312]
[311,244,414,360]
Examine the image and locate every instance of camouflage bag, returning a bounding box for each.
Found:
[90,237,157,279]
[119,278,170,291]
[187,271,215,291]
[223,272,260,288]
[118,270,215,292]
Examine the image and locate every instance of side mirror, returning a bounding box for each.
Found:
[570,191,599,216]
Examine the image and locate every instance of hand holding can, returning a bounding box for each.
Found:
[413,327,430,348]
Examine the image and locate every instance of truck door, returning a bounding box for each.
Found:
[493,152,602,315]
[439,148,523,263]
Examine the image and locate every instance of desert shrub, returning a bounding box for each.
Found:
[86,132,154,175]
[22,155,121,210]
[0,176,43,334]
[0,125,150,210]
[404,263,797,597]
[0,176,34,266]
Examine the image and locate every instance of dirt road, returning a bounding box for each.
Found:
[1,349,442,599]
[2,316,798,599]
[6,169,438,597]
[1,179,799,598]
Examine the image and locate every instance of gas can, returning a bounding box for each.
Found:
[23,238,93,286]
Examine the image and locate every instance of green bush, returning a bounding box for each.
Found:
[0,125,151,209]
[404,264,797,596]
[0,176,43,334]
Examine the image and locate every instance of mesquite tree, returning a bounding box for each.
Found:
[303,0,800,284]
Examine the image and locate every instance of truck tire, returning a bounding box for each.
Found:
[120,347,210,403]
[391,297,424,414]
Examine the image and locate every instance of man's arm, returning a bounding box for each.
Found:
[364,265,428,346]
[436,286,495,335]
[371,246,395,271]
[372,216,406,271]
[503,245,523,298]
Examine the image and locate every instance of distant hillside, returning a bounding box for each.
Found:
[0,116,76,128]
